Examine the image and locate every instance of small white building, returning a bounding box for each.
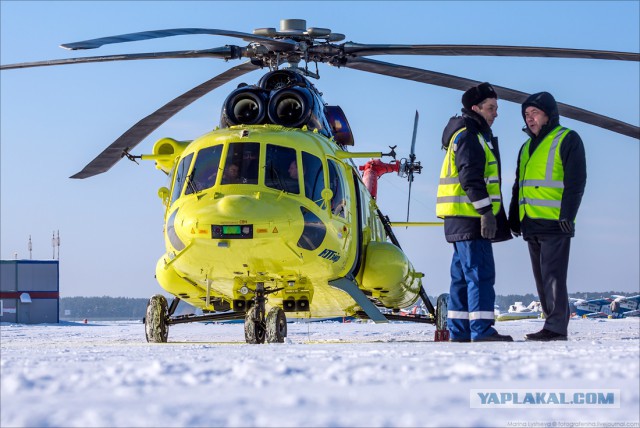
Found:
[0,260,59,324]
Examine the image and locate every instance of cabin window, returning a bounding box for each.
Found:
[328,159,348,218]
[301,152,324,207]
[222,142,260,184]
[265,145,299,194]
[170,153,194,204]
[185,145,223,194]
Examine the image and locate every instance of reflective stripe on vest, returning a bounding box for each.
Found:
[436,128,501,218]
[518,126,570,221]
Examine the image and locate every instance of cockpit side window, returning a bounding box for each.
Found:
[265,145,299,194]
[170,153,194,204]
[301,152,324,207]
[328,159,348,218]
[222,142,260,184]
[185,145,222,195]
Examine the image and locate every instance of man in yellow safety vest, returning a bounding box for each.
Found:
[436,82,513,342]
[508,91,587,341]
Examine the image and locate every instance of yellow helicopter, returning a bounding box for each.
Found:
[2,19,638,344]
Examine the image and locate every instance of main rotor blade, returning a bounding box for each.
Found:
[0,47,238,70]
[61,28,297,52]
[343,43,640,62]
[71,61,259,179]
[343,57,640,139]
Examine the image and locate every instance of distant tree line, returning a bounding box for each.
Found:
[60,296,148,320]
[60,291,638,320]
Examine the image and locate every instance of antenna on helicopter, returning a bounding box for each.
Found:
[28,235,32,260]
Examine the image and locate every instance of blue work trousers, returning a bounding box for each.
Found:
[447,239,497,341]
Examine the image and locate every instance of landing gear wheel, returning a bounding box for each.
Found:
[244,305,266,344]
[436,293,449,331]
[145,294,169,343]
[266,307,287,343]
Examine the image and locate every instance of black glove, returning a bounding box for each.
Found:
[508,213,521,237]
[480,211,497,239]
[559,219,574,234]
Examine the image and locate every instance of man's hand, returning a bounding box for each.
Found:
[559,219,574,233]
[481,211,497,239]
[508,214,521,238]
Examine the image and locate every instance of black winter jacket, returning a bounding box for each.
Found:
[441,109,512,243]
[508,117,587,238]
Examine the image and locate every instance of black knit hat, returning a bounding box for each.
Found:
[521,92,559,122]
[461,82,498,109]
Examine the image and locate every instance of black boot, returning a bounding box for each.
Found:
[525,329,567,341]
[472,332,514,342]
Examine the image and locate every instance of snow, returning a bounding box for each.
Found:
[1,318,639,428]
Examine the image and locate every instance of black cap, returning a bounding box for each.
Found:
[462,82,498,109]
[521,92,559,122]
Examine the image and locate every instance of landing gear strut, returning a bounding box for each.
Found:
[244,283,266,343]
[243,283,288,344]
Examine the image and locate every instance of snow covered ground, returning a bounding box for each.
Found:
[1,317,639,428]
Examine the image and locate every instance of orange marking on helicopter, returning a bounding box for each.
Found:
[198,229,208,235]
[257,228,268,233]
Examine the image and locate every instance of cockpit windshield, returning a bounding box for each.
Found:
[180,142,329,209]
[222,142,260,184]
[170,153,193,204]
[185,145,222,195]
[265,144,299,194]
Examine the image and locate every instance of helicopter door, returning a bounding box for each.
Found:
[327,159,349,220]
[170,153,194,205]
[326,158,353,271]
[301,152,325,207]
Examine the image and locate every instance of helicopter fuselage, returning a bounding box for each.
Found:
[152,124,422,318]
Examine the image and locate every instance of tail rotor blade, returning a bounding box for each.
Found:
[410,110,419,161]
[406,174,413,227]
[406,111,419,226]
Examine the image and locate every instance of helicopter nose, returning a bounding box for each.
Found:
[217,194,259,215]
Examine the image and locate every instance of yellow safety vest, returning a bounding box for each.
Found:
[436,128,501,218]
[518,125,570,220]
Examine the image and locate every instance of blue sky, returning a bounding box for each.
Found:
[1,1,638,299]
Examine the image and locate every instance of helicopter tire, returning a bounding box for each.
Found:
[265,307,287,343]
[435,293,449,331]
[244,305,266,344]
[145,294,169,343]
